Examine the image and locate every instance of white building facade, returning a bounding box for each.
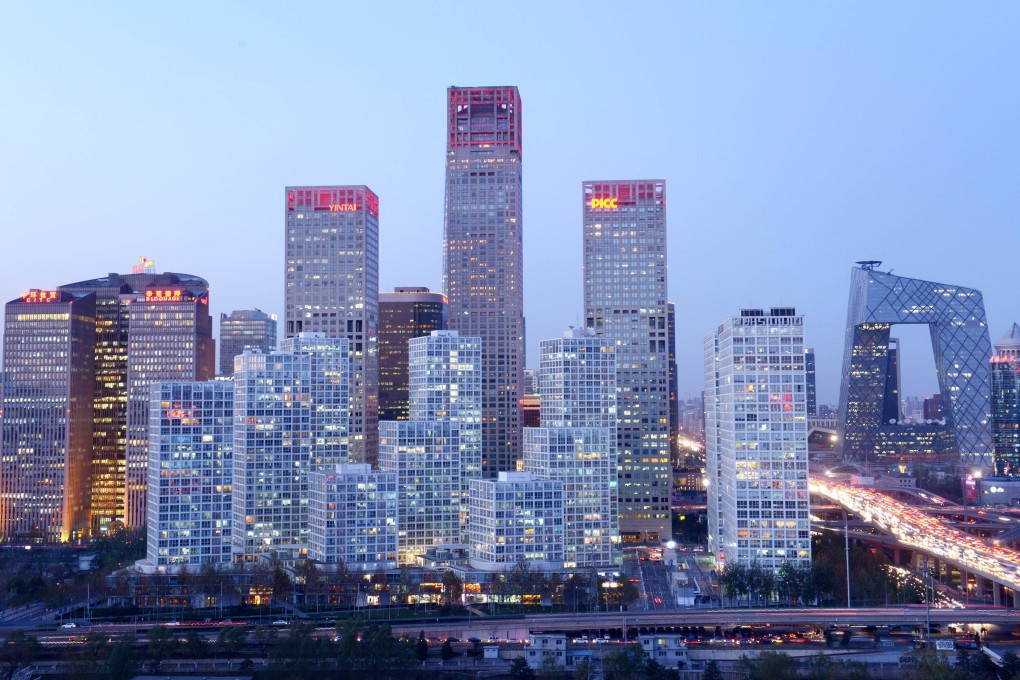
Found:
[146,381,234,569]
[378,420,461,565]
[705,308,811,572]
[468,472,564,571]
[308,463,397,570]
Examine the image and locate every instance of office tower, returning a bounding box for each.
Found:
[57,269,213,533]
[520,395,541,428]
[377,287,446,421]
[443,86,525,475]
[285,185,379,464]
[523,368,540,396]
[231,335,350,562]
[1,290,95,542]
[705,308,811,572]
[804,348,817,418]
[923,394,945,421]
[378,421,461,565]
[991,324,1020,476]
[582,179,670,543]
[308,464,398,570]
[408,330,482,535]
[146,381,233,568]
[219,309,277,376]
[838,262,993,468]
[124,281,215,528]
[467,472,564,571]
[523,328,618,569]
[668,303,681,466]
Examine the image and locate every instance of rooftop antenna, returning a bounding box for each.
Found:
[855,260,882,271]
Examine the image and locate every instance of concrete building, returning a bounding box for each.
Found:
[468,471,564,571]
[583,179,670,543]
[377,287,446,422]
[378,420,460,565]
[443,86,525,476]
[705,308,811,572]
[308,463,398,570]
[1,290,95,542]
[145,381,233,569]
[219,309,277,377]
[639,634,689,669]
[284,185,379,464]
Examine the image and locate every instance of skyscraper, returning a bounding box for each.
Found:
[57,269,214,533]
[219,309,277,376]
[837,263,993,468]
[583,179,670,543]
[523,328,618,569]
[705,308,811,572]
[285,185,379,464]
[668,303,681,466]
[407,330,481,537]
[804,348,817,418]
[146,381,233,568]
[377,287,446,421]
[991,324,1020,476]
[1,290,95,542]
[443,86,525,475]
[124,280,215,528]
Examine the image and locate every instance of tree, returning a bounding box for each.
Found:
[510,657,537,680]
[701,660,724,680]
[146,626,176,672]
[1001,651,1020,680]
[739,651,800,680]
[184,630,208,660]
[602,644,646,680]
[416,631,429,662]
[104,636,137,680]
[0,631,41,680]
[573,657,592,680]
[217,625,248,657]
[440,639,456,661]
[442,569,464,608]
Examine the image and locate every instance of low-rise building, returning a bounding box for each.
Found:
[639,633,688,668]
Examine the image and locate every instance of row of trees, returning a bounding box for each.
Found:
[735,649,1020,680]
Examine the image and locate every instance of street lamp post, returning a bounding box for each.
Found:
[844,510,851,609]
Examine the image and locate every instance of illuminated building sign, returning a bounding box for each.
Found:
[590,197,619,210]
[21,290,59,303]
[166,409,191,419]
[320,203,359,212]
[145,289,183,302]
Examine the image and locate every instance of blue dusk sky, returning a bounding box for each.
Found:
[1,2,1018,406]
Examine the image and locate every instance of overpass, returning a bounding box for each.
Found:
[810,478,1020,607]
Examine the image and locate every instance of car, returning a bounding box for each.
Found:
[446,637,460,643]
[165,621,181,626]
[272,619,289,626]
[488,636,499,642]
[60,622,77,629]
[572,637,587,644]
[428,637,442,643]
[468,637,481,644]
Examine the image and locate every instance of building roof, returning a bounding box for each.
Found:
[996,323,1020,351]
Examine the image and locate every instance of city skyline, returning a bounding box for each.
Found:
[2,3,1019,407]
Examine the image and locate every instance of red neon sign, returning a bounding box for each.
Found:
[21,290,59,303]
[590,198,619,210]
[145,289,183,302]
[319,203,358,212]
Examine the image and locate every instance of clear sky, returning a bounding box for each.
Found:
[1,2,1018,406]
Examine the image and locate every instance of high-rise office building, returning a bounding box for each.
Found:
[523,368,540,397]
[378,421,461,565]
[523,328,618,569]
[146,381,233,568]
[285,185,379,464]
[308,463,398,570]
[838,263,993,468]
[57,269,213,533]
[124,281,215,528]
[1,290,96,542]
[231,335,350,562]
[991,324,1020,477]
[443,86,525,475]
[668,303,681,467]
[468,472,564,571]
[378,287,446,422]
[407,330,481,537]
[705,308,811,572]
[583,179,670,543]
[219,309,277,376]
[804,348,817,418]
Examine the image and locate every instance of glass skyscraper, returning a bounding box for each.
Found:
[583,179,670,543]
[837,263,993,468]
[377,287,446,422]
[991,324,1020,476]
[219,309,277,376]
[443,86,525,476]
[285,185,379,464]
[1,290,96,542]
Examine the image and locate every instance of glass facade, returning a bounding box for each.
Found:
[219,309,277,376]
[837,265,993,468]
[377,287,446,422]
[582,179,670,543]
[285,185,379,464]
[1,291,95,542]
[991,324,1020,476]
[443,86,525,476]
